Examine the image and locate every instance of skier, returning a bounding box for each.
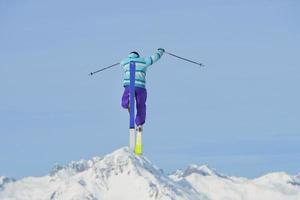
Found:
[120,48,165,132]
[89,48,202,154]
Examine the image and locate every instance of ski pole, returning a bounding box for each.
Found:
[89,62,120,76]
[165,51,204,67]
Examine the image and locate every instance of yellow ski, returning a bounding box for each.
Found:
[135,126,142,155]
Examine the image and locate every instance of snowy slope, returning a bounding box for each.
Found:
[1,147,300,200]
[170,165,300,200]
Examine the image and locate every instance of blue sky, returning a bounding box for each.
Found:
[0,0,299,179]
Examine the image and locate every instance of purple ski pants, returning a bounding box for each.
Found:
[121,86,147,126]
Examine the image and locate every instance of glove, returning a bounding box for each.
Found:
[157,48,165,53]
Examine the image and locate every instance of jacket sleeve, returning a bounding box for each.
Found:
[144,49,164,67]
[120,58,128,66]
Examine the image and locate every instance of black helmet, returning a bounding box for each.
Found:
[129,51,140,57]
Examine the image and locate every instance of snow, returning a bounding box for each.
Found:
[170,165,300,200]
[0,177,15,190]
[0,147,300,200]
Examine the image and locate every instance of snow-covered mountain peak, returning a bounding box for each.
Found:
[254,172,292,184]
[171,164,227,181]
[1,147,300,200]
[290,174,300,186]
[170,167,300,200]
[183,165,218,177]
[93,147,161,174]
[254,171,300,187]
[56,147,162,178]
[50,159,92,177]
[0,176,15,190]
[1,147,205,200]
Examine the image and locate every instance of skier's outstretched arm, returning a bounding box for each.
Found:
[145,48,165,66]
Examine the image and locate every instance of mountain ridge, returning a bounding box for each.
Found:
[1,147,299,200]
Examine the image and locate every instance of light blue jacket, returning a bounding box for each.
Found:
[120,49,164,88]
